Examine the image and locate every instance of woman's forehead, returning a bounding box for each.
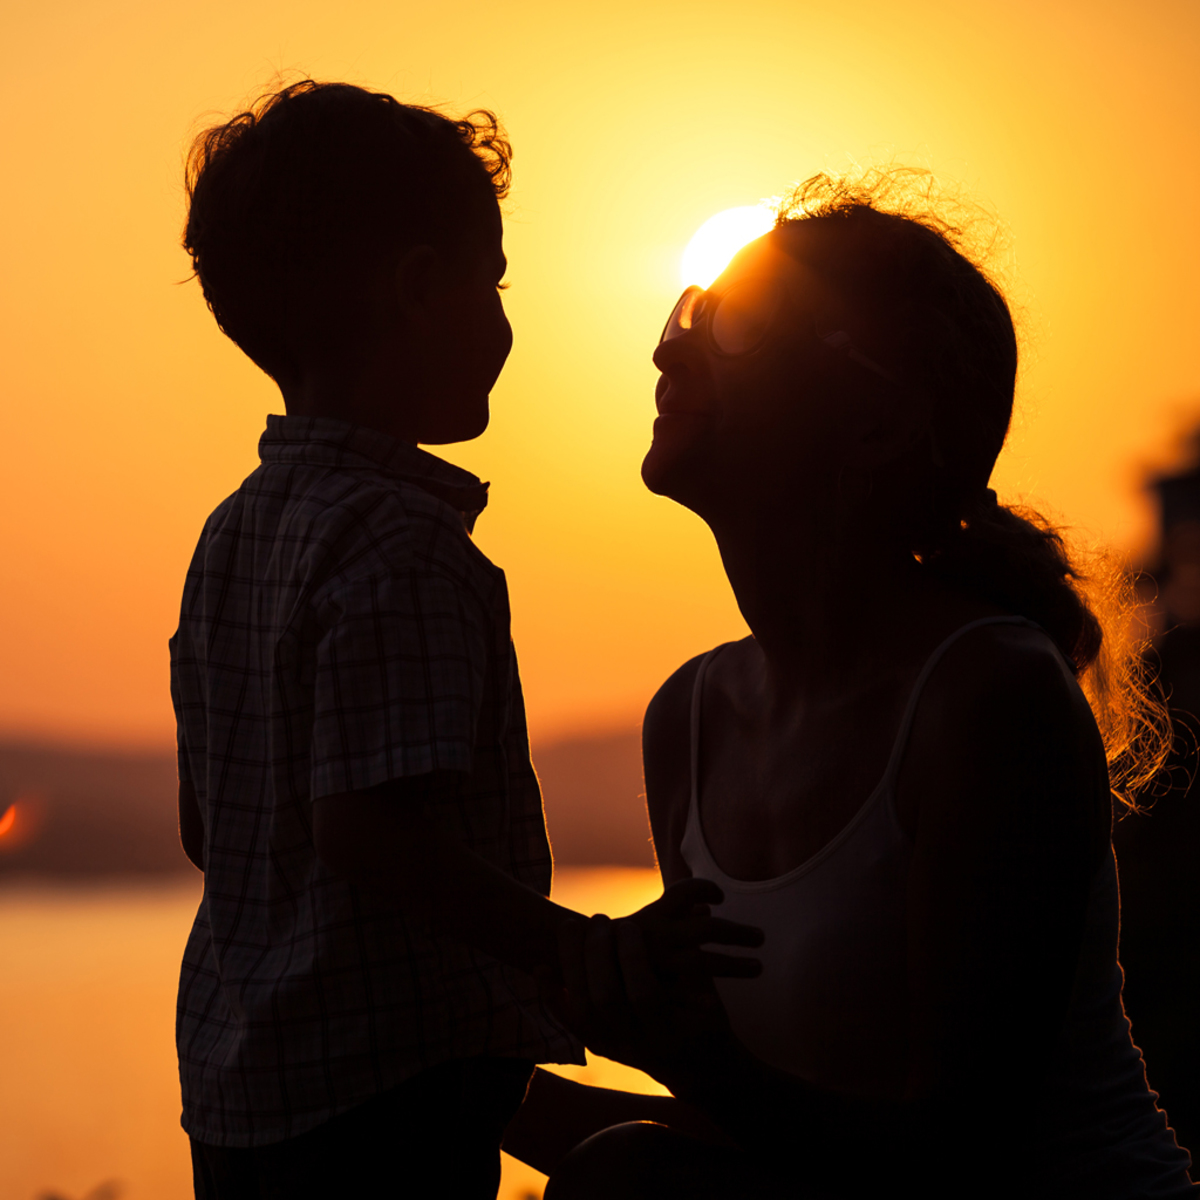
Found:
[718,231,829,306]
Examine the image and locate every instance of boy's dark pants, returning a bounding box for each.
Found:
[190,1056,535,1199]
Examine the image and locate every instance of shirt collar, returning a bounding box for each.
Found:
[259,414,490,533]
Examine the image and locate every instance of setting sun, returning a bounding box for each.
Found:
[680,204,776,289]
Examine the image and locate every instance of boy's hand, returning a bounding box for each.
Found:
[548,897,748,1080]
[624,876,763,982]
[535,878,761,1075]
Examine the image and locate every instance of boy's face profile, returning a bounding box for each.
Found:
[397,201,512,446]
[282,199,512,447]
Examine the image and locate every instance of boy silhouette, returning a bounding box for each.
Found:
[171,81,757,1199]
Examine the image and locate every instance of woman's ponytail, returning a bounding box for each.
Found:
[923,493,1100,672]
[924,494,1169,808]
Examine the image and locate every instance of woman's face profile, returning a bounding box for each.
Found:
[643,233,859,517]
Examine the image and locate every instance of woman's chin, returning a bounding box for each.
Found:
[641,414,711,498]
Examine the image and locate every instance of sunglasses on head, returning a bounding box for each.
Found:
[659,279,899,384]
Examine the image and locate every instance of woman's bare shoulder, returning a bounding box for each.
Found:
[900,620,1109,853]
[643,639,756,761]
[642,641,751,884]
[919,621,1094,738]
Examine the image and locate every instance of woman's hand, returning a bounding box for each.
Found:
[546,878,760,1082]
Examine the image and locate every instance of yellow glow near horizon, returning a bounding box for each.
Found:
[680,205,776,289]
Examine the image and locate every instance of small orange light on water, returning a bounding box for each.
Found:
[0,795,43,849]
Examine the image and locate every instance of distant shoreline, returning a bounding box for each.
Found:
[0,729,655,878]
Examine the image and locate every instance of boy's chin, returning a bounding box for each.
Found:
[417,399,490,445]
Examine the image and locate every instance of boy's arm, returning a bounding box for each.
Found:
[312,775,762,979]
[313,773,570,972]
[178,779,204,871]
[500,1067,730,1175]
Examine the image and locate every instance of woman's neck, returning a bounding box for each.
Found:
[709,511,938,703]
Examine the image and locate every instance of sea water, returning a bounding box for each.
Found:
[0,868,664,1200]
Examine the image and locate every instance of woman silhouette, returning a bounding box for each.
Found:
[511,173,1197,1199]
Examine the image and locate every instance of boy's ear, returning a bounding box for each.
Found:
[393,244,442,311]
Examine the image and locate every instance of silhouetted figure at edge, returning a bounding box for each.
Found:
[1114,462,1200,1157]
[502,173,1198,1198]
[171,81,760,1200]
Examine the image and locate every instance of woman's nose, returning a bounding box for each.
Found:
[652,341,702,403]
[653,328,697,373]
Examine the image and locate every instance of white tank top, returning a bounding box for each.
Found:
[680,617,1198,1195]
[680,619,994,1095]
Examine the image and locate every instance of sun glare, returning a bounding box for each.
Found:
[680,205,776,289]
[0,804,16,839]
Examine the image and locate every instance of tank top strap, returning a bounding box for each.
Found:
[689,644,732,833]
[877,615,1042,787]
[687,619,1043,842]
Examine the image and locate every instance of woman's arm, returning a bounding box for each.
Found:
[502,1068,731,1175]
[898,627,1109,1120]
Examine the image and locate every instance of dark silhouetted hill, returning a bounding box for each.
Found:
[0,741,186,879]
[535,727,654,868]
[0,728,653,879]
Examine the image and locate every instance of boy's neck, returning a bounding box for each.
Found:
[281,357,423,446]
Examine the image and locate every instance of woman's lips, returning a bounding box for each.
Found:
[655,386,710,417]
[652,411,712,437]
[655,376,712,426]
[654,375,707,414]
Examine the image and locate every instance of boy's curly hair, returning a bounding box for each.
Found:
[183,80,512,380]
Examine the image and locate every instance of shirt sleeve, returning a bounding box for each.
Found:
[309,570,488,799]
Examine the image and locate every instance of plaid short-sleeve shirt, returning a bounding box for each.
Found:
[169,415,581,1148]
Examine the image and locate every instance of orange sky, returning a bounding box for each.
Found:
[2,0,1199,749]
